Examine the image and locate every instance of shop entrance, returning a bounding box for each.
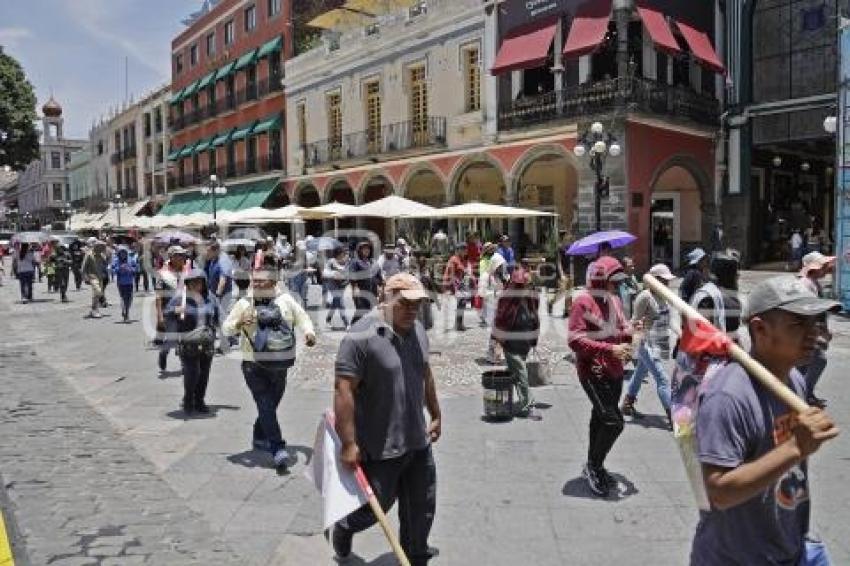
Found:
[650,193,680,269]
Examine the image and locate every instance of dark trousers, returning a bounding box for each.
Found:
[135,269,149,292]
[326,285,348,326]
[18,272,34,301]
[118,284,134,318]
[100,277,109,306]
[56,270,69,300]
[352,291,374,325]
[72,266,82,290]
[180,352,212,409]
[454,296,468,329]
[242,361,288,452]
[338,446,437,566]
[580,376,625,469]
[47,273,56,292]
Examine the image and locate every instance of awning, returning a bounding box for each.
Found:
[215,61,236,81]
[252,115,282,135]
[169,87,186,105]
[231,121,257,141]
[257,36,283,59]
[491,17,558,75]
[194,137,213,153]
[212,129,235,147]
[158,191,205,216]
[178,143,197,158]
[675,21,725,74]
[199,178,280,213]
[563,1,612,59]
[234,48,258,71]
[182,79,201,98]
[235,178,281,210]
[167,147,182,161]
[637,6,681,55]
[197,70,216,90]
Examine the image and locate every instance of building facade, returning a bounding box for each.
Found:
[140,85,173,200]
[17,97,86,224]
[67,149,91,206]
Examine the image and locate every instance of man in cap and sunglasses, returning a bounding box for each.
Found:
[331,273,441,564]
[690,276,840,566]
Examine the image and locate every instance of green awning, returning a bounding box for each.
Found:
[182,79,201,98]
[193,137,213,153]
[178,143,197,158]
[214,61,236,81]
[234,48,258,71]
[252,115,282,135]
[169,87,186,105]
[197,71,216,90]
[223,178,281,212]
[257,36,283,59]
[167,147,182,161]
[212,129,235,147]
[231,121,257,141]
[158,191,205,216]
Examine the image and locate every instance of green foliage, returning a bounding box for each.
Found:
[0,50,39,171]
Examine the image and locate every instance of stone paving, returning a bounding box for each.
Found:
[0,274,848,565]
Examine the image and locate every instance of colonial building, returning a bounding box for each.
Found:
[721,0,849,266]
[17,97,86,225]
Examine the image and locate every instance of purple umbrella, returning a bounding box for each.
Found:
[566,230,637,256]
[152,230,199,245]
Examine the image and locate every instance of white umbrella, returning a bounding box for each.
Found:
[299,201,361,219]
[406,201,556,219]
[228,205,304,224]
[355,195,435,218]
[180,212,214,227]
[152,214,188,228]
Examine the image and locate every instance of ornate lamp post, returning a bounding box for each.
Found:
[573,121,622,232]
[112,193,126,228]
[201,174,227,222]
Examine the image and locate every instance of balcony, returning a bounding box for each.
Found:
[498,76,720,131]
[305,117,447,168]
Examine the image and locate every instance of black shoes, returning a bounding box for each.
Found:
[807,395,827,409]
[330,525,353,560]
[158,351,167,371]
[195,402,210,414]
[583,463,610,497]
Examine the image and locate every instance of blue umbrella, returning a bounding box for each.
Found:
[566,230,637,256]
[306,236,343,252]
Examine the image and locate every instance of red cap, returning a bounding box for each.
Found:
[588,256,626,283]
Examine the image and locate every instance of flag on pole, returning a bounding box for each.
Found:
[305,411,368,530]
[678,318,732,357]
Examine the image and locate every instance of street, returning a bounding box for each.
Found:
[1,274,849,566]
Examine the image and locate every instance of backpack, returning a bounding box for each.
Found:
[244,301,296,369]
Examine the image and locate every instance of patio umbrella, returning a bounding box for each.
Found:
[221,238,256,252]
[152,230,199,245]
[299,201,361,219]
[228,227,267,242]
[12,231,49,245]
[566,230,637,256]
[406,201,556,219]
[306,236,343,252]
[355,195,435,218]
[179,212,214,227]
[228,205,304,224]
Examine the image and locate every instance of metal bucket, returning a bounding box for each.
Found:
[481,369,514,421]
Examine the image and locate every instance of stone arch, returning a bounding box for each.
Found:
[398,162,446,200]
[402,163,447,207]
[323,178,356,205]
[447,154,508,206]
[356,171,396,204]
[294,183,322,236]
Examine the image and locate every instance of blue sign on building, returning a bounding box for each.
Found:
[837,25,850,311]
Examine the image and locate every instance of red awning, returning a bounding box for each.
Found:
[491,18,558,75]
[637,6,681,55]
[563,1,612,59]
[675,21,725,74]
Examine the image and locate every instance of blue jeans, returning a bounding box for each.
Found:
[118,284,134,318]
[242,361,288,452]
[627,343,671,412]
[18,271,34,301]
[289,271,308,305]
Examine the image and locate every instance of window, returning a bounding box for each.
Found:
[206,32,216,57]
[296,103,306,148]
[247,65,257,100]
[224,20,235,45]
[144,113,152,137]
[174,53,184,74]
[365,81,382,153]
[51,151,61,169]
[115,131,122,151]
[65,151,72,165]
[268,0,281,17]
[409,66,429,145]
[154,108,162,133]
[190,44,198,67]
[244,5,256,32]
[463,45,481,112]
[327,92,342,160]
[269,52,281,82]
[209,147,217,173]
[97,141,104,155]
[247,136,257,173]
[156,143,164,164]
[52,183,63,201]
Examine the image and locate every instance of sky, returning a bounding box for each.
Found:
[0,0,202,139]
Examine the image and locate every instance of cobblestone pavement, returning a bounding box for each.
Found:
[0,273,848,565]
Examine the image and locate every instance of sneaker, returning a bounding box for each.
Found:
[330,524,353,560]
[273,448,289,468]
[582,463,609,497]
[91,310,102,319]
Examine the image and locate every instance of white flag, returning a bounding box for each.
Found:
[305,411,368,530]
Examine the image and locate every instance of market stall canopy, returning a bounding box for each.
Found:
[404,201,556,219]
[354,195,434,218]
[299,201,361,219]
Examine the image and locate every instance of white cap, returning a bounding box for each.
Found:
[648,263,677,281]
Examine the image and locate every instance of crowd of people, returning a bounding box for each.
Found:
[2,225,844,565]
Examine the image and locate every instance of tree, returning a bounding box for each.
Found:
[0,48,39,171]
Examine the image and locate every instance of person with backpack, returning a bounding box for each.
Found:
[223,256,317,469]
[69,239,85,291]
[166,268,219,415]
[110,246,138,322]
[493,267,540,417]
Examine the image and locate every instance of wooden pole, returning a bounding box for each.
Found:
[353,465,412,566]
[642,273,809,413]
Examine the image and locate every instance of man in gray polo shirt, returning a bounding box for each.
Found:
[691,276,840,565]
[332,273,441,565]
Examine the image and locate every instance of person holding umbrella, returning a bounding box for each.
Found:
[11,242,36,303]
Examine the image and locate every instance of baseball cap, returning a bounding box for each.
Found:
[589,256,627,283]
[168,245,189,257]
[384,273,429,301]
[686,247,707,266]
[648,263,677,281]
[745,276,840,320]
[800,252,836,275]
[499,234,510,242]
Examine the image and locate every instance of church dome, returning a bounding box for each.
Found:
[42,96,63,117]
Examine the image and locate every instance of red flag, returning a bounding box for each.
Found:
[679,318,732,357]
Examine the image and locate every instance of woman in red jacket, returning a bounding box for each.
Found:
[568,256,634,497]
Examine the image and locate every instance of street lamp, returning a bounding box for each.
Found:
[201,174,227,222]
[61,202,74,230]
[573,122,622,232]
[112,192,126,228]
